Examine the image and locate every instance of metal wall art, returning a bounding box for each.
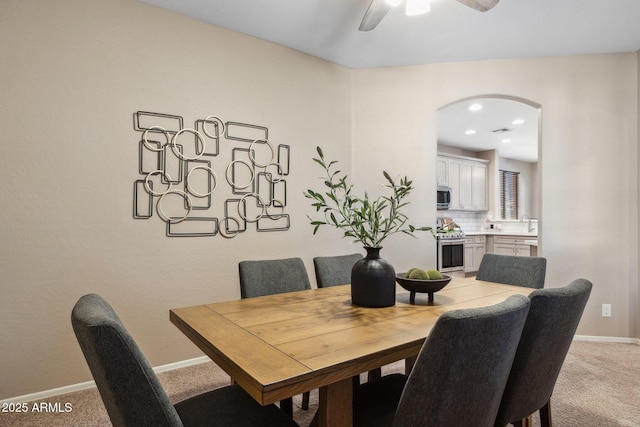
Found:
[132,111,291,237]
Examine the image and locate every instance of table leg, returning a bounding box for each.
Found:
[405,355,417,374]
[315,377,353,427]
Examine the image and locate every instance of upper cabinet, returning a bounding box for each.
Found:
[438,154,488,211]
[471,161,488,211]
[436,157,449,186]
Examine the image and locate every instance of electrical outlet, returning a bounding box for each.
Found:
[602,304,612,317]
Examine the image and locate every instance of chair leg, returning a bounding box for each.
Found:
[540,400,552,427]
[280,397,293,417]
[512,420,524,427]
[302,391,310,410]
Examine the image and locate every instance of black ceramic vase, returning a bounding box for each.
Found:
[351,247,396,307]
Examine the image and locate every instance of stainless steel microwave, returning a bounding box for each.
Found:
[437,186,451,210]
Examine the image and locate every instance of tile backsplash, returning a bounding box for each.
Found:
[438,211,485,231]
[439,211,538,234]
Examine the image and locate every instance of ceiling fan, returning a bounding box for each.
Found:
[359,0,500,31]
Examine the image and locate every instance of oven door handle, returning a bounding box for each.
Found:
[438,238,466,244]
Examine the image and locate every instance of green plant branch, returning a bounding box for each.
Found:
[303,147,433,247]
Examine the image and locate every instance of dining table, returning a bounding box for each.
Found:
[170,276,533,427]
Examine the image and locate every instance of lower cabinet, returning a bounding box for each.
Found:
[491,236,531,257]
[467,234,535,273]
[464,235,486,273]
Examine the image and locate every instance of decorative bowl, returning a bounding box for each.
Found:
[396,273,452,304]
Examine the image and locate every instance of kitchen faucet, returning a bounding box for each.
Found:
[521,214,534,232]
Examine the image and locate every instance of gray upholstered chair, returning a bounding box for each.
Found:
[238,257,312,413]
[313,253,362,288]
[476,253,547,289]
[352,294,531,427]
[493,278,593,427]
[71,293,298,427]
[239,257,311,298]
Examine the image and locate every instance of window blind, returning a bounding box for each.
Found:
[500,170,519,220]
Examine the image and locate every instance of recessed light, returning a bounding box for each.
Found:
[469,103,483,111]
[465,129,476,135]
[386,0,403,6]
[502,139,512,144]
[512,118,525,125]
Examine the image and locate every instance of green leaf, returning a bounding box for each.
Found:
[304,146,436,247]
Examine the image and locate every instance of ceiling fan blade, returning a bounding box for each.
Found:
[456,0,500,12]
[359,0,392,31]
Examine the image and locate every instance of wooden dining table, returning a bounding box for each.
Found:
[170,276,533,427]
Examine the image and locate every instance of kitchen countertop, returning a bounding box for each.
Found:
[465,231,538,238]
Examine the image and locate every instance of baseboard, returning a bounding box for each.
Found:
[152,355,210,373]
[574,335,640,345]
[0,356,210,405]
[4,336,639,404]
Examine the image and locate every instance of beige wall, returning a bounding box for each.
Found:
[351,54,639,339]
[637,49,640,338]
[1,0,639,401]
[499,157,537,220]
[0,0,356,399]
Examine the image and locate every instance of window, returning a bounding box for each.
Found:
[500,170,519,220]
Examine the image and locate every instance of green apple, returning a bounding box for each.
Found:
[406,267,418,277]
[408,269,429,280]
[426,269,443,280]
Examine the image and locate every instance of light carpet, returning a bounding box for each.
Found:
[1,341,638,426]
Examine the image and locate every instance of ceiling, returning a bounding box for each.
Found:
[138,0,640,162]
[438,98,539,162]
[139,0,640,69]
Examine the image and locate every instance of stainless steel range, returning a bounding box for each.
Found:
[436,218,465,274]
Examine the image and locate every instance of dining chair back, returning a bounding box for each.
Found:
[239,257,311,298]
[476,253,547,289]
[493,278,593,427]
[353,294,531,427]
[238,257,312,413]
[313,253,362,288]
[71,293,298,427]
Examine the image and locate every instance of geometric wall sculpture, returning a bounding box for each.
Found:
[132,111,290,237]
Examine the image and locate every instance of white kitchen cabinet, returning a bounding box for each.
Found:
[448,159,462,209]
[464,235,486,272]
[464,244,474,271]
[494,243,517,256]
[437,154,488,211]
[472,162,488,211]
[490,236,531,257]
[459,161,473,209]
[436,157,448,186]
[474,236,487,267]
